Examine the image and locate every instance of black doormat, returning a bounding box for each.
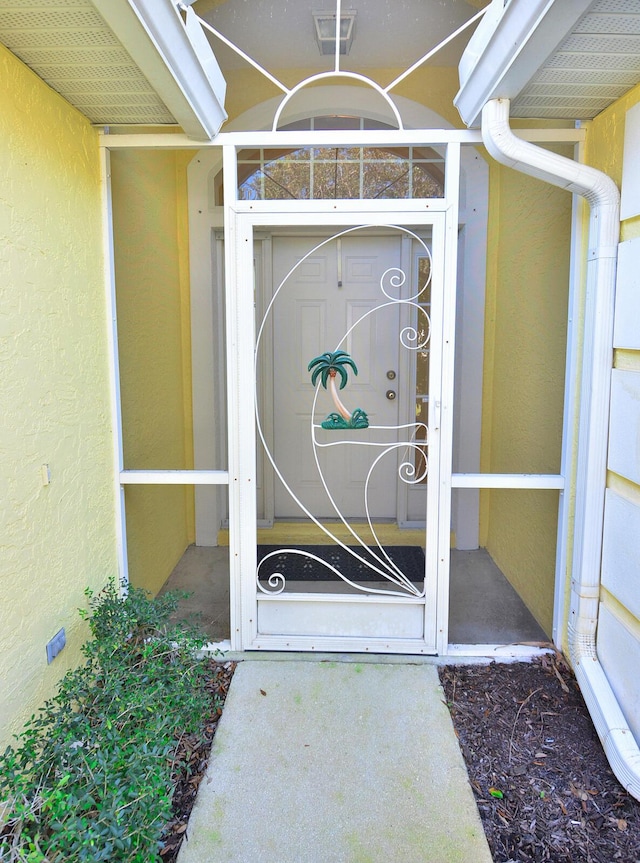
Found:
[257,545,425,582]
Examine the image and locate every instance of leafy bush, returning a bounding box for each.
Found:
[0,582,216,862]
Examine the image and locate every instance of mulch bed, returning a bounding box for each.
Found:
[160,659,236,861]
[439,655,640,863]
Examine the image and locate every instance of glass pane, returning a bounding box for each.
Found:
[263,161,311,200]
[235,145,445,201]
[417,255,431,303]
[414,400,428,484]
[414,255,432,483]
[363,160,409,199]
[413,164,444,197]
[334,161,361,199]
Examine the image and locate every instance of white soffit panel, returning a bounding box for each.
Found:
[512,0,640,120]
[456,0,640,125]
[613,238,640,349]
[0,0,227,138]
[0,0,175,124]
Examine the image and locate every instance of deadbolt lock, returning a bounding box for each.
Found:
[386,370,396,380]
[386,389,397,400]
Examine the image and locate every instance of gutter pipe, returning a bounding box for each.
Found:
[481,98,640,801]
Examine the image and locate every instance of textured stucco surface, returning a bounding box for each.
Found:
[111,150,194,596]
[0,46,116,748]
[586,82,640,194]
[480,150,572,636]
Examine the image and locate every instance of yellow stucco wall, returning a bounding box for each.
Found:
[585,82,640,199]
[480,147,573,636]
[0,46,116,748]
[111,151,195,596]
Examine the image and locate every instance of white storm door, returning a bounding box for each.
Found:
[272,234,403,520]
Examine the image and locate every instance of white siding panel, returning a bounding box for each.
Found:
[601,489,640,620]
[608,369,640,485]
[621,101,640,221]
[597,604,640,744]
[613,238,640,350]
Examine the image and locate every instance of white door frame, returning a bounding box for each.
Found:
[223,140,461,654]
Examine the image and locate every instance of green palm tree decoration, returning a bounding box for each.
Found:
[308,350,369,429]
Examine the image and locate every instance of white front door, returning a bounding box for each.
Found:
[271,233,407,520]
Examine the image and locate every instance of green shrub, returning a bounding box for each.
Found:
[0,582,216,862]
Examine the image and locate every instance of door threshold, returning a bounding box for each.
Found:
[199,645,554,663]
[217,521,425,547]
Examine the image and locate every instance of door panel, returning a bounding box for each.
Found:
[272,235,402,519]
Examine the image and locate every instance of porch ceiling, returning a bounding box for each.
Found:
[455,0,640,127]
[191,0,490,74]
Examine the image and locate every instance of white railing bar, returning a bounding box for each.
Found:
[97,128,585,150]
[191,13,290,95]
[120,470,229,485]
[232,200,449,214]
[256,593,424,605]
[100,149,129,589]
[451,473,564,489]
[385,7,489,94]
[334,0,342,73]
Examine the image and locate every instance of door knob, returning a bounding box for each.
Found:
[386,389,396,400]
[386,370,396,380]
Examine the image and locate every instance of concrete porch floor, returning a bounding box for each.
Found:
[160,544,547,646]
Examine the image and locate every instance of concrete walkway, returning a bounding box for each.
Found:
[178,660,493,863]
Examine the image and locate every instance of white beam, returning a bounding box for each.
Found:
[120,470,229,485]
[451,473,564,489]
[98,128,584,150]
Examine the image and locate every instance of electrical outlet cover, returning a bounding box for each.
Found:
[46,628,66,664]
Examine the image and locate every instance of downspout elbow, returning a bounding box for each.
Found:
[482,99,619,209]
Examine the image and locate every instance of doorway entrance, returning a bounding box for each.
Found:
[184,125,521,654]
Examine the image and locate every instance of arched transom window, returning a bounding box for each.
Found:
[226,116,445,202]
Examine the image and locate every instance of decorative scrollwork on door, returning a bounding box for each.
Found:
[255,225,431,597]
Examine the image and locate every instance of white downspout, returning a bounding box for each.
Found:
[481,98,640,801]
